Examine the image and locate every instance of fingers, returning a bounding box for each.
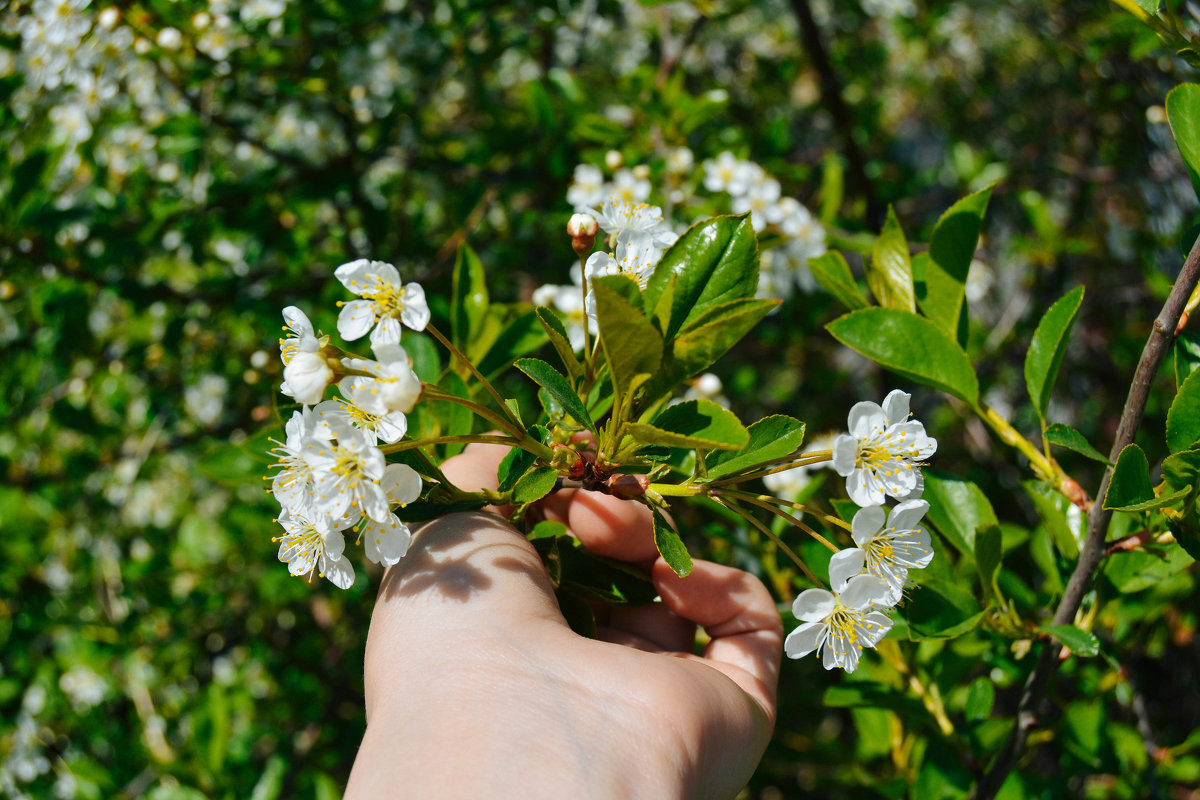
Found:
[652,559,783,721]
[440,441,510,493]
[597,601,696,653]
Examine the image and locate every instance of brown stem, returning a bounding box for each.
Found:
[973,233,1200,799]
[787,0,881,226]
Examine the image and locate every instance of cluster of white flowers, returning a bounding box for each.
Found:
[701,152,827,301]
[271,259,429,588]
[785,390,937,672]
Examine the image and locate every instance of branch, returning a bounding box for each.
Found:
[973,234,1200,799]
[787,0,882,226]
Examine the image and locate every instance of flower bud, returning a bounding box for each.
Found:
[282,350,333,405]
[98,7,121,29]
[606,473,648,499]
[567,212,598,257]
[604,149,624,171]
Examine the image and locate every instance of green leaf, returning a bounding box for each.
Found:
[1104,543,1195,593]
[705,415,807,479]
[1104,444,1155,510]
[250,756,287,800]
[642,297,778,405]
[628,399,750,451]
[427,370,474,457]
[557,538,658,605]
[512,467,559,504]
[593,277,663,403]
[1107,486,1191,512]
[515,358,596,434]
[921,186,992,339]
[1167,83,1200,197]
[653,507,693,577]
[1024,286,1084,424]
[904,577,984,640]
[1176,330,1200,388]
[535,306,583,381]
[809,251,868,311]
[818,151,844,226]
[450,243,489,351]
[1038,624,1100,657]
[555,587,599,638]
[644,214,759,340]
[477,310,549,377]
[965,678,996,722]
[923,470,998,557]
[1167,368,1200,453]
[867,206,915,312]
[826,308,979,405]
[404,333,441,383]
[1024,480,1082,559]
[1044,422,1110,464]
[497,447,537,493]
[528,520,568,540]
[1163,446,1200,493]
[975,523,1002,600]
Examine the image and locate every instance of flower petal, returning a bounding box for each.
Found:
[282,305,314,336]
[851,505,886,546]
[888,499,930,532]
[831,434,858,476]
[370,315,402,347]
[840,574,894,612]
[860,611,894,647]
[792,588,835,622]
[847,401,885,438]
[338,299,377,341]
[321,553,356,589]
[400,283,430,330]
[829,548,866,592]
[846,468,884,507]
[882,389,910,424]
[784,621,827,659]
[382,463,423,506]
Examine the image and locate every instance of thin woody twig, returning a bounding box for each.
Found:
[973,234,1200,800]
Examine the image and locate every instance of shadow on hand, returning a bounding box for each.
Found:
[377,511,549,605]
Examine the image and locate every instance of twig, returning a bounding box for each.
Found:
[972,231,1200,799]
[787,0,882,226]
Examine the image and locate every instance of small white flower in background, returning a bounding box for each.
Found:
[270,407,331,512]
[304,417,390,523]
[184,374,229,427]
[278,305,316,365]
[833,389,937,507]
[850,499,934,603]
[281,341,332,406]
[607,167,651,204]
[59,665,106,710]
[340,341,422,416]
[785,549,896,672]
[275,503,356,588]
[360,463,422,567]
[334,258,430,346]
[666,146,694,174]
[702,151,748,195]
[155,27,182,49]
[533,280,590,351]
[684,372,729,406]
[732,176,783,232]
[762,432,837,499]
[567,164,605,208]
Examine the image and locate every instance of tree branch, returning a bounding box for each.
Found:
[973,235,1200,799]
[787,0,882,226]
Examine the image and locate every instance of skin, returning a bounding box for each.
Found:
[345,442,783,799]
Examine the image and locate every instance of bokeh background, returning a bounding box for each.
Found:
[3,0,1199,797]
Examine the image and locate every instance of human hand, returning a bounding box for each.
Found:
[345,442,782,799]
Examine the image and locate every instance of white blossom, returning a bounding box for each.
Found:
[703,151,749,195]
[850,499,934,602]
[269,407,330,512]
[334,258,430,346]
[359,463,422,567]
[339,341,422,416]
[832,390,937,507]
[567,163,605,208]
[606,167,650,204]
[585,197,677,247]
[278,305,315,365]
[281,342,332,406]
[304,417,390,523]
[731,176,782,232]
[275,502,356,588]
[784,549,895,672]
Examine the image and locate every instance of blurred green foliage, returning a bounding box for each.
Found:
[3,0,1200,797]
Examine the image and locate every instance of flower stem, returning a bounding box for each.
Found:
[425,322,523,431]
[719,490,841,553]
[379,434,520,454]
[708,450,833,486]
[718,497,822,587]
[421,385,524,440]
